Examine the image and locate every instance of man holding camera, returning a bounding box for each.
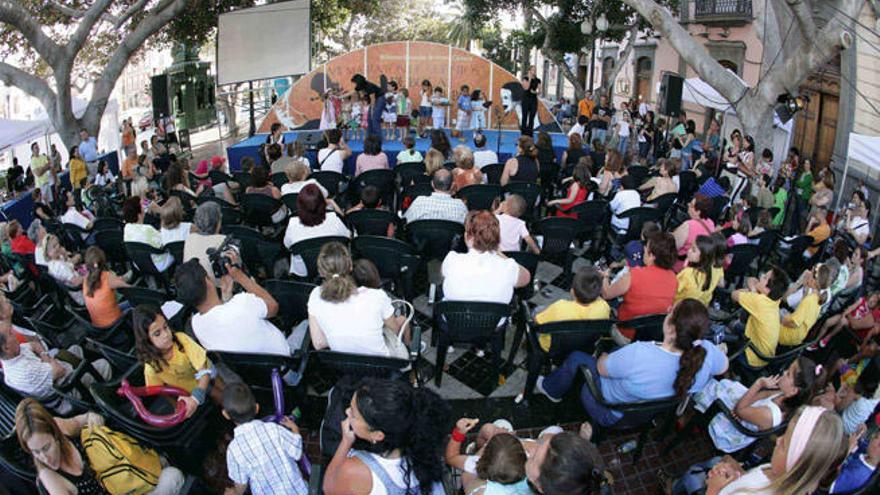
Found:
[174,257,297,357]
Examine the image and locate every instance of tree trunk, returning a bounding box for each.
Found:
[519,7,532,78]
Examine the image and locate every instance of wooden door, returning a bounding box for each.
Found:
[816,95,838,166]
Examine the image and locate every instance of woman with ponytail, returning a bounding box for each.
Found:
[307,242,410,358]
[674,235,723,306]
[323,377,451,495]
[82,246,130,329]
[537,299,728,426]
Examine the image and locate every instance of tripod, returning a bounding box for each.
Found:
[493,106,505,156]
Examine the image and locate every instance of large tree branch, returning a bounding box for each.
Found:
[621,0,748,104]
[0,61,56,114]
[785,0,818,40]
[82,0,187,128]
[0,0,63,66]
[67,0,115,59]
[47,0,148,29]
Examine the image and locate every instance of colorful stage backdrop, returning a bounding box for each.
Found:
[259,41,556,133]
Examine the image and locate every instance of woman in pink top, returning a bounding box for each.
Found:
[355,135,389,176]
[672,193,715,272]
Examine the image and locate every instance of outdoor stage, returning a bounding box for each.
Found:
[225,129,571,175]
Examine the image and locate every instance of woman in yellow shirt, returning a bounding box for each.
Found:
[779,264,830,346]
[133,305,224,418]
[68,145,88,191]
[674,235,723,306]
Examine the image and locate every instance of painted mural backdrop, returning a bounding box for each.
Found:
[259,41,555,132]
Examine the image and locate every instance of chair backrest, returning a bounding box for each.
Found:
[504,251,539,299]
[620,207,662,243]
[532,319,612,357]
[433,301,511,343]
[456,184,503,211]
[93,217,124,232]
[406,220,464,261]
[351,236,419,290]
[619,313,666,342]
[677,171,698,203]
[536,217,581,255]
[196,195,237,210]
[95,229,127,264]
[209,170,232,185]
[345,209,398,237]
[745,207,765,228]
[60,223,88,251]
[394,162,426,187]
[353,169,396,206]
[727,244,759,281]
[482,163,505,185]
[627,165,649,187]
[165,241,185,265]
[86,337,138,373]
[289,236,350,280]
[270,172,288,189]
[169,190,196,214]
[232,171,252,189]
[647,193,677,215]
[211,351,300,389]
[399,183,433,212]
[311,349,409,380]
[262,279,315,329]
[749,230,778,257]
[123,241,167,276]
[503,182,541,220]
[569,201,609,233]
[241,193,282,226]
[309,171,347,198]
[281,193,299,216]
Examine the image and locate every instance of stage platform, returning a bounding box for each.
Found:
[226,129,570,175]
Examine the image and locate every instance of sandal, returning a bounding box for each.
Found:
[656,468,673,495]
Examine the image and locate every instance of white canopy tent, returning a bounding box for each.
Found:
[0,97,120,167]
[680,75,793,170]
[835,132,880,214]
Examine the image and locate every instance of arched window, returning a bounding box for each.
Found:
[601,57,615,90]
[634,56,653,103]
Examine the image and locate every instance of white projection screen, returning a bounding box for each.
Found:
[217,1,311,86]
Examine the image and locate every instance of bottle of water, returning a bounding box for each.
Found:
[617,439,638,454]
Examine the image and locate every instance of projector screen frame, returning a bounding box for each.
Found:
[215,0,313,87]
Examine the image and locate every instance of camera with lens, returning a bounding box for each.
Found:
[207,236,243,278]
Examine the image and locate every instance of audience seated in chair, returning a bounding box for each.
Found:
[122,197,174,274]
[281,161,328,197]
[403,168,468,224]
[534,266,610,352]
[43,234,85,305]
[184,202,226,285]
[82,246,130,329]
[495,195,540,254]
[730,266,791,367]
[283,184,349,277]
[158,197,193,246]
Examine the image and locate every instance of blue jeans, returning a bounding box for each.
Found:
[592,128,607,145]
[618,136,629,154]
[369,94,386,143]
[673,456,722,495]
[541,351,622,426]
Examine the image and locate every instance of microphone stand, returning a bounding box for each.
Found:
[494,106,505,157]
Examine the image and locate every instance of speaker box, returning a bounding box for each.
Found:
[658,73,684,118]
[296,130,325,151]
[151,74,170,119]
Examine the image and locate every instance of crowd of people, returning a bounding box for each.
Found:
[0,81,878,495]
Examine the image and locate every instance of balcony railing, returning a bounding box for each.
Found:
[694,0,752,25]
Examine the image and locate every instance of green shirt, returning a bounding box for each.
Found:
[772,189,787,226]
[795,172,813,201]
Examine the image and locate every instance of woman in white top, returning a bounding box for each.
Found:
[43,234,85,305]
[280,161,329,197]
[122,197,174,273]
[159,197,193,246]
[94,161,116,190]
[317,129,352,174]
[307,242,409,358]
[704,406,845,495]
[441,210,530,304]
[283,184,349,276]
[323,378,449,495]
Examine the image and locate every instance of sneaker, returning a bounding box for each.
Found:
[806,342,819,352]
[819,337,830,348]
[535,376,562,403]
[447,346,455,354]
[476,349,485,358]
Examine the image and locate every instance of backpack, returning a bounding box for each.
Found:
[80,425,163,495]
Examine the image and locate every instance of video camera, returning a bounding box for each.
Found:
[206,236,243,279]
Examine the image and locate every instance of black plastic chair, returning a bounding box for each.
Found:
[60,223,90,252]
[118,286,168,307]
[778,235,814,277]
[726,244,760,288]
[352,236,420,299]
[288,236,350,281]
[345,209,398,237]
[281,193,299,217]
[352,169,396,207]
[241,193,283,229]
[614,207,662,244]
[432,301,511,388]
[232,171,253,189]
[221,224,271,275]
[211,350,308,395]
[503,182,541,221]
[535,217,581,280]
[627,165,649,187]
[0,431,35,484]
[93,217,124,232]
[310,347,417,382]
[169,190,197,218]
[95,229,127,267]
[399,183,433,212]
[731,339,815,386]
[196,195,238,210]
[165,240,185,266]
[394,162,426,187]
[456,184,503,211]
[580,365,680,461]
[504,251,539,301]
[262,279,315,331]
[618,314,666,342]
[209,170,233,185]
[749,230,778,267]
[310,170,347,199]
[569,200,609,257]
[521,319,612,403]
[65,305,133,350]
[482,163,505,185]
[677,170,698,204]
[405,220,464,262]
[124,241,174,293]
[270,172,288,189]
[647,192,677,222]
[86,337,138,372]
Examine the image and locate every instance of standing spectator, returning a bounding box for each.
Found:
[30,142,52,203]
[77,128,99,173]
[589,94,614,145]
[67,146,87,195]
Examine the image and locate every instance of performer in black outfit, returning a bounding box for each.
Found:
[520,65,541,136]
[348,74,388,143]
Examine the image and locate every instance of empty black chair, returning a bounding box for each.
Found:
[196,195,237,210]
[351,169,396,207]
[726,244,760,288]
[569,200,609,257]
[504,251,539,300]
[87,337,138,372]
[169,190,197,217]
[288,236,350,281]
[647,192,677,220]
[310,348,416,382]
[352,236,420,300]
[677,170,698,204]
[93,217,124,232]
[124,242,174,293]
[95,229,127,266]
[399,183,433,212]
[503,182,541,221]
[262,279,315,331]
[345,209,398,237]
[60,223,90,252]
[281,193,299,217]
[746,207,765,228]
[405,220,464,262]
[618,313,666,342]
[241,193,283,229]
[521,319,612,403]
[482,163,505,185]
[394,161,426,187]
[270,172,288,189]
[310,170,347,198]
[534,217,581,279]
[118,286,167,307]
[456,184,503,211]
[614,207,662,244]
[749,230,778,266]
[432,301,511,387]
[627,165,649,187]
[165,240,185,266]
[220,206,242,226]
[778,235,814,277]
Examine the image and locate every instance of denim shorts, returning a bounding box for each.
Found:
[418,106,431,118]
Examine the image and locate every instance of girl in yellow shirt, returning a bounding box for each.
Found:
[133,305,224,418]
[674,235,723,306]
[68,145,88,191]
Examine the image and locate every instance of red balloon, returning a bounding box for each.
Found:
[116,380,190,428]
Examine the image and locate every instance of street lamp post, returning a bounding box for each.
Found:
[581,14,609,95]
